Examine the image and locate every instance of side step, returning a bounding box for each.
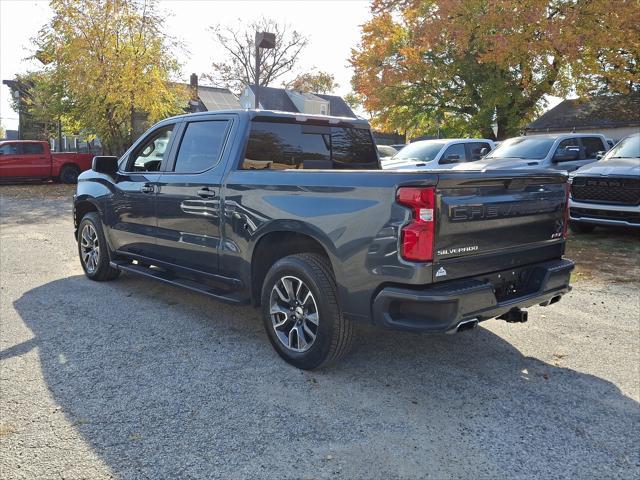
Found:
[110,260,248,305]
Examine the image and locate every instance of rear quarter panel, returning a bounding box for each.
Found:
[222,169,438,321]
[51,153,94,175]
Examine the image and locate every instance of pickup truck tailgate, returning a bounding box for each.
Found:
[433,172,568,282]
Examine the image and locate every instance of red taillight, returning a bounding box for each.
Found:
[563,182,570,239]
[397,187,436,261]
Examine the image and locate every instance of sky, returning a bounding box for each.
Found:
[0,0,371,131]
[0,0,563,133]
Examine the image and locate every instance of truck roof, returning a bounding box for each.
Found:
[163,109,371,127]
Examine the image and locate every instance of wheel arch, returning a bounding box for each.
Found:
[249,224,340,307]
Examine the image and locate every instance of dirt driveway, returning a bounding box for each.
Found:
[1,184,639,479]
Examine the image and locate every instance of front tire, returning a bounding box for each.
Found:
[261,253,353,369]
[78,212,120,281]
[570,221,596,234]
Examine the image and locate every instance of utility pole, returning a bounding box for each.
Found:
[254,31,276,109]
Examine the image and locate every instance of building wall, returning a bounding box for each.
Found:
[240,87,255,109]
[527,126,639,143]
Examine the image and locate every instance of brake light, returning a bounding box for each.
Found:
[563,182,570,239]
[397,187,436,261]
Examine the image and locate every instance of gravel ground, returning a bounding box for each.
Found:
[1,184,639,480]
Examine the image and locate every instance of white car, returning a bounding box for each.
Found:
[569,132,640,232]
[381,138,495,170]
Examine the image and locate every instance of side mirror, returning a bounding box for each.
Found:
[595,151,605,160]
[479,147,489,156]
[92,156,119,176]
[441,154,462,164]
[553,147,580,162]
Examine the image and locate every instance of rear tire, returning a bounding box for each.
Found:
[261,253,353,369]
[59,165,80,184]
[78,212,120,281]
[570,221,596,234]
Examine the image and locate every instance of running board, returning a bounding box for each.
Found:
[110,260,248,305]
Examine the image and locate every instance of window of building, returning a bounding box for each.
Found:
[174,120,230,173]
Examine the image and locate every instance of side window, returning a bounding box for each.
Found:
[174,120,229,173]
[440,143,466,164]
[23,143,44,154]
[127,125,174,172]
[469,142,491,161]
[581,137,606,159]
[0,143,21,155]
[243,122,329,170]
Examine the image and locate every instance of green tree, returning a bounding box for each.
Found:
[34,0,189,154]
[351,0,640,139]
[284,70,339,94]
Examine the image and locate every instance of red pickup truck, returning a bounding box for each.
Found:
[0,140,94,183]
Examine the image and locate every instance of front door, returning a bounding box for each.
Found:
[106,123,177,259]
[155,117,233,275]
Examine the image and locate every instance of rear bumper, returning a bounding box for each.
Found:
[372,258,574,333]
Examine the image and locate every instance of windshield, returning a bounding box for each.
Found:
[392,141,446,162]
[602,134,640,160]
[486,136,556,160]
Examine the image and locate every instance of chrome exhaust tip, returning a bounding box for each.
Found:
[447,318,479,334]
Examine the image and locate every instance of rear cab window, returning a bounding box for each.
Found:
[241,120,378,170]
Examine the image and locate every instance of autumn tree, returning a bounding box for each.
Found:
[284,70,339,94]
[206,18,308,92]
[34,0,189,154]
[351,0,640,139]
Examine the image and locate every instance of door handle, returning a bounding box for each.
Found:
[141,184,155,193]
[197,187,217,199]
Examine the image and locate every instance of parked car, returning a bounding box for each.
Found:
[377,144,398,160]
[464,134,609,172]
[0,140,93,183]
[381,138,495,170]
[74,110,573,369]
[569,132,640,232]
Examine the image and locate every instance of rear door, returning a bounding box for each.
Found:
[155,116,233,274]
[432,172,567,282]
[22,142,51,177]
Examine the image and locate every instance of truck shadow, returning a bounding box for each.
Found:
[10,274,640,478]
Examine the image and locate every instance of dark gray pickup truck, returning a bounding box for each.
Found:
[74,110,574,369]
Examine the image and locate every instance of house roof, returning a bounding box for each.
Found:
[526,93,640,131]
[197,85,240,110]
[247,85,356,117]
[247,85,299,112]
[315,94,356,118]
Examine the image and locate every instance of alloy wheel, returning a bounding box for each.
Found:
[269,275,319,352]
[80,223,100,273]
